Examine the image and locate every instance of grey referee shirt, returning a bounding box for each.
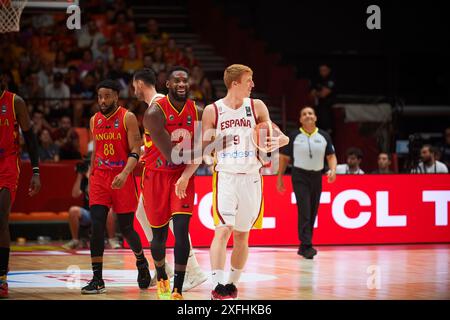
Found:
[280,127,335,171]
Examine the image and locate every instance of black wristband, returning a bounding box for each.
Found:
[128,152,139,160]
[32,167,40,175]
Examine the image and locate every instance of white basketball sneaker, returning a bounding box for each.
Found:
[182,267,208,291]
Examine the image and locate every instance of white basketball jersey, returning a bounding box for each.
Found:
[213,98,261,174]
[150,93,165,105]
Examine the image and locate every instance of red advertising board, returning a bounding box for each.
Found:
[132,174,450,247]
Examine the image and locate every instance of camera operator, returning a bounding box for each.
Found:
[62,155,121,250]
[411,145,448,174]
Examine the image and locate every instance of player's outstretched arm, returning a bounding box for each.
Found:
[15,95,41,196]
[111,111,141,189]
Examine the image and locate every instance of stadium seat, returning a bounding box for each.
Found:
[74,127,91,157]
[10,212,69,222]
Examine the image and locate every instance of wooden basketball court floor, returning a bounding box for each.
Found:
[7,244,450,300]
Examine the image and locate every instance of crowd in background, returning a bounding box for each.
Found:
[0,0,216,163]
[1,0,448,174]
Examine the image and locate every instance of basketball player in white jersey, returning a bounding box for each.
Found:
[175,64,289,299]
[132,68,207,291]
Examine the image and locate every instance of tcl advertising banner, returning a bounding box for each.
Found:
[132,174,450,247]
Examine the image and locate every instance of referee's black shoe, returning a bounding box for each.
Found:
[298,246,317,259]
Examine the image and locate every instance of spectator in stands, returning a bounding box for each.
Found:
[62,158,120,250]
[190,65,204,87]
[336,147,365,174]
[53,50,69,75]
[73,73,97,126]
[0,69,18,93]
[17,55,31,86]
[107,57,131,97]
[412,145,448,174]
[92,57,108,81]
[31,111,52,137]
[310,63,336,134]
[66,66,82,93]
[371,152,394,174]
[77,20,106,54]
[113,11,135,44]
[142,54,154,69]
[38,129,60,162]
[164,38,183,66]
[93,38,113,63]
[37,60,54,89]
[183,45,198,69]
[152,46,166,73]
[28,50,42,75]
[111,32,129,59]
[438,127,450,170]
[52,116,82,160]
[199,76,215,105]
[155,69,168,94]
[78,49,95,77]
[140,19,169,56]
[44,72,71,120]
[124,45,143,73]
[18,72,44,102]
[41,39,59,63]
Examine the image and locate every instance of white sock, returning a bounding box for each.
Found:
[227,267,243,284]
[211,270,224,288]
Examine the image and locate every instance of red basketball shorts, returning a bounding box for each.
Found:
[89,169,139,213]
[0,155,20,204]
[141,168,194,228]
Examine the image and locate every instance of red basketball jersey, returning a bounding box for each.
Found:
[0,91,20,158]
[142,95,199,172]
[92,106,130,172]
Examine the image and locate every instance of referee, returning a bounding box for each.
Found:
[277,106,337,259]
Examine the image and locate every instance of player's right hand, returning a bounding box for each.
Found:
[276,176,286,194]
[111,172,127,189]
[29,174,41,196]
[175,175,189,199]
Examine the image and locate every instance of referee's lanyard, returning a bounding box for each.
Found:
[300,127,317,159]
[307,138,312,159]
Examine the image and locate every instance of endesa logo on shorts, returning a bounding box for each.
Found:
[219,150,255,159]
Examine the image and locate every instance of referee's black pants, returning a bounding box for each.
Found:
[291,167,322,247]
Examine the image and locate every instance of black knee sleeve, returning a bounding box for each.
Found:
[150,224,169,262]
[116,212,142,253]
[172,215,191,266]
[89,205,108,257]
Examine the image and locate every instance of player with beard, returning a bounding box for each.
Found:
[141,66,200,299]
[81,79,151,294]
[132,68,207,291]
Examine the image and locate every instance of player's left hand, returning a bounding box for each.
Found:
[175,175,189,199]
[265,134,289,152]
[29,174,41,196]
[112,172,127,189]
